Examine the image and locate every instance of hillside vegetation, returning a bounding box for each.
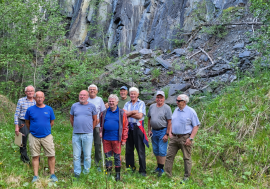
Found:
[1,69,270,188]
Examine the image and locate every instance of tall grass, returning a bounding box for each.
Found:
[1,71,270,188]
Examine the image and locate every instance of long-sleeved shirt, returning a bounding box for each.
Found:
[14,97,36,124]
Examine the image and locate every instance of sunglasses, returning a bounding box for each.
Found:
[176,100,184,103]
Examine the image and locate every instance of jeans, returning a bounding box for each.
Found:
[72,133,93,175]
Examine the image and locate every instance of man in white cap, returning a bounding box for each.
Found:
[147,91,172,177]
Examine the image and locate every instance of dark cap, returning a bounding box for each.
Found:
[120,86,128,90]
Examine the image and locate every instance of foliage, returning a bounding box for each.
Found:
[2,69,270,187]
[151,68,161,79]
[0,0,113,108]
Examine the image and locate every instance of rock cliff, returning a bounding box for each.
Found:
[60,0,248,56]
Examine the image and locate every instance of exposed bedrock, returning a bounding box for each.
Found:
[60,0,248,56]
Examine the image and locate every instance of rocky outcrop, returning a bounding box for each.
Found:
[60,0,248,56]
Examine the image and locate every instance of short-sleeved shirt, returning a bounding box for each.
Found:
[123,99,146,125]
[25,105,55,138]
[171,105,200,134]
[70,102,97,134]
[14,97,36,124]
[147,103,172,130]
[118,96,131,109]
[103,107,119,141]
[87,96,106,128]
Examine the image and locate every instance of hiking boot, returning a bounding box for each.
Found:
[32,176,39,183]
[153,167,160,173]
[180,177,189,184]
[157,168,164,177]
[115,167,121,181]
[50,174,58,182]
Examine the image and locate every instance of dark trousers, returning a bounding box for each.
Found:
[19,119,30,162]
[125,125,146,173]
[93,127,102,166]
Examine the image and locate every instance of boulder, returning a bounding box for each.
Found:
[144,68,151,75]
[166,83,191,96]
[165,96,177,106]
[172,49,186,56]
[155,57,172,69]
[233,42,244,49]
[239,51,251,58]
[139,49,153,59]
[200,55,209,62]
[201,85,213,94]
[128,51,140,59]
[188,89,201,96]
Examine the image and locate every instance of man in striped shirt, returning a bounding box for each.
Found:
[123,87,148,176]
[14,85,36,163]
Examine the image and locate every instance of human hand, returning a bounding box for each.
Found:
[185,138,192,146]
[162,134,168,142]
[121,141,126,146]
[169,133,173,139]
[148,130,153,137]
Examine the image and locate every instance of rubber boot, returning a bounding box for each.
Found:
[115,167,121,181]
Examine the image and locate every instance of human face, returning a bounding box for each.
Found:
[120,89,128,99]
[176,97,186,110]
[25,86,35,99]
[35,92,45,106]
[108,97,118,111]
[156,95,165,106]
[130,91,139,102]
[79,91,89,104]
[88,87,98,98]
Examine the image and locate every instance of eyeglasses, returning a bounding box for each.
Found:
[26,90,34,92]
[176,100,184,103]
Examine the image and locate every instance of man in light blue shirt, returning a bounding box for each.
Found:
[165,94,200,184]
[123,87,148,176]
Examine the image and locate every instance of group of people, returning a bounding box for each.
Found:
[14,84,200,184]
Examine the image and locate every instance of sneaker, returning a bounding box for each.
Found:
[157,169,164,177]
[153,167,160,173]
[32,176,39,183]
[180,177,189,184]
[50,174,58,182]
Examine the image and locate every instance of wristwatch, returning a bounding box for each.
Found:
[166,133,169,136]
[189,137,193,141]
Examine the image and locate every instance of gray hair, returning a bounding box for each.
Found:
[129,87,139,94]
[25,85,35,92]
[108,94,119,102]
[178,94,189,103]
[88,84,98,91]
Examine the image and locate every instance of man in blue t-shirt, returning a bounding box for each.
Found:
[25,91,58,183]
[70,90,98,178]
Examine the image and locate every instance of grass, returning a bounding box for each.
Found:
[1,71,270,188]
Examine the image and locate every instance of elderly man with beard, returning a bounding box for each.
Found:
[25,91,57,183]
[14,85,36,163]
[70,90,98,178]
[123,87,148,176]
[147,91,172,177]
[99,94,128,181]
[165,94,200,184]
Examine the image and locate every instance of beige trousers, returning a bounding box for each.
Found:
[165,134,192,177]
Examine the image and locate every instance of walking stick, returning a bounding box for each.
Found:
[101,138,105,168]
